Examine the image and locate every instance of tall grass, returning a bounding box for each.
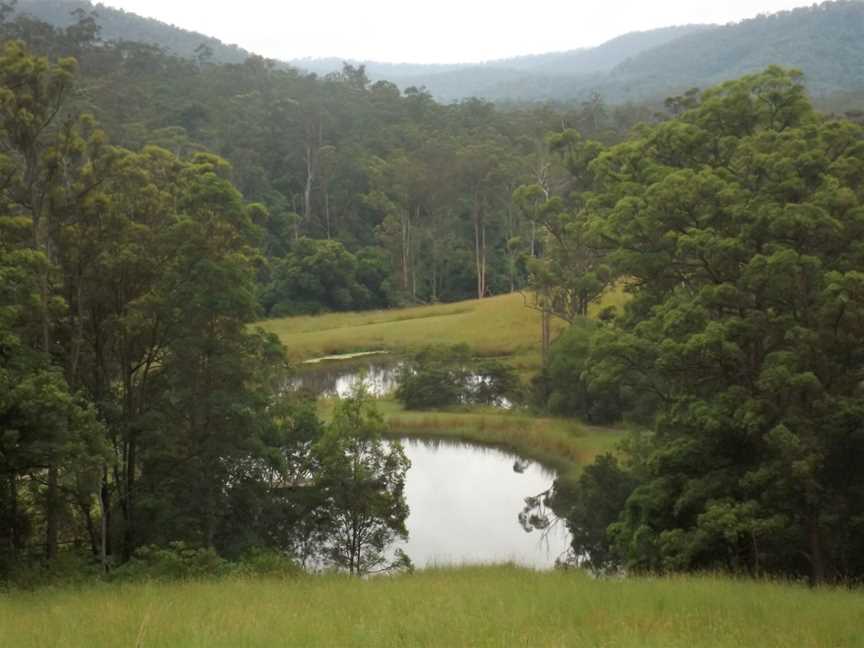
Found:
[2,565,861,647]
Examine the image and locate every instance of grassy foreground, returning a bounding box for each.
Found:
[3,566,861,647]
[259,293,564,371]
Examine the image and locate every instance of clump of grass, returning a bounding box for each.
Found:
[2,565,861,647]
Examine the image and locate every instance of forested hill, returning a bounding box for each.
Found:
[9,0,253,63]
[10,1,864,104]
[292,25,711,101]
[600,1,864,101]
[395,1,864,102]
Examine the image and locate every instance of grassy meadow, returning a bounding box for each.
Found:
[259,289,629,371]
[259,292,560,371]
[3,565,862,647]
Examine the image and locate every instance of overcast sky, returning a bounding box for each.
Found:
[101,0,811,63]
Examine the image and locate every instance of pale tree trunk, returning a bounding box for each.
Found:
[472,197,487,299]
[401,210,411,292]
[412,205,420,299]
[303,142,315,228]
[29,157,62,562]
[324,186,331,239]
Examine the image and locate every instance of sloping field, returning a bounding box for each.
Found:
[3,566,861,647]
[260,292,594,371]
[259,293,564,370]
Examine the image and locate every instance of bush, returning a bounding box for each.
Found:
[113,542,227,582]
[534,322,624,424]
[396,345,521,410]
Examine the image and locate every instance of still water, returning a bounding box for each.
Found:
[396,438,571,569]
[292,358,400,398]
[293,358,513,408]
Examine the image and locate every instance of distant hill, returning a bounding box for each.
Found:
[10,0,253,63]
[292,2,864,103]
[598,0,864,101]
[291,25,712,102]
[8,0,864,104]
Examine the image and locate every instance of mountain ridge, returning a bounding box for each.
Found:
[8,0,864,104]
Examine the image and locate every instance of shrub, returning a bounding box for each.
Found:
[113,542,227,582]
[396,345,521,409]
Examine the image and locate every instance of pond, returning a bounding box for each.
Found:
[395,438,571,569]
[292,357,513,408]
[291,356,401,398]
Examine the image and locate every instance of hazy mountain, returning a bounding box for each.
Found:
[10,0,253,63]
[596,0,864,102]
[9,0,864,104]
[290,25,712,101]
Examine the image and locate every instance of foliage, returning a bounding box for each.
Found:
[313,387,411,575]
[565,67,864,584]
[263,237,390,316]
[533,321,624,424]
[561,453,641,572]
[0,40,328,577]
[113,543,228,582]
[395,345,521,410]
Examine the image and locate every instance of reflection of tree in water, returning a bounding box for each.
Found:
[512,458,532,474]
[519,483,575,566]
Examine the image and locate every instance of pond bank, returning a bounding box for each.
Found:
[318,398,626,483]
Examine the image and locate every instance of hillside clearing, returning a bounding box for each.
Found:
[259,289,627,371]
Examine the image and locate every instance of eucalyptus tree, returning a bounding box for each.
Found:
[571,67,864,584]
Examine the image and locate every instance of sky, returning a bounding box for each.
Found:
[101,0,813,64]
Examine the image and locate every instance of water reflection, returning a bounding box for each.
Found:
[291,358,401,398]
[395,438,571,569]
[292,358,513,409]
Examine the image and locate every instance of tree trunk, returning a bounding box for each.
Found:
[541,307,551,367]
[122,437,136,561]
[473,199,485,299]
[324,187,331,239]
[304,142,315,228]
[7,475,18,559]
[401,210,410,291]
[808,519,827,586]
[46,466,59,560]
[100,472,110,573]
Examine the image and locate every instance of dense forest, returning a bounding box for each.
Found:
[0,3,863,589]
[532,67,864,584]
[0,3,665,312]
